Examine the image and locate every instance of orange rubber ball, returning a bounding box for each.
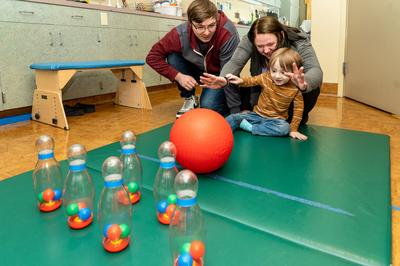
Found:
[166,204,176,218]
[170,109,233,174]
[190,240,205,259]
[107,224,122,241]
[42,188,55,202]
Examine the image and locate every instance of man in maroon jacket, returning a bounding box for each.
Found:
[146,0,239,118]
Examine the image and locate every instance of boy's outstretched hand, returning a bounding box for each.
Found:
[284,63,308,91]
[289,131,308,140]
[225,74,243,85]
[200,73,227,89]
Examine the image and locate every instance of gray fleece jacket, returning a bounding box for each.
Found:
[221,32,323,111]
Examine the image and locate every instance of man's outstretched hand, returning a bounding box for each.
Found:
[199,73,227,89]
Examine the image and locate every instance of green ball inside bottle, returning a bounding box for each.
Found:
[167,194,177,204]
[67,203,79,216]
[119,223,131,238]
[181,242,191,254]
[127,182,139,193]
[38,192,44,203]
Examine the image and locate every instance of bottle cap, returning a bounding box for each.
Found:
[35,135,55,152]
[121,130,137,146]
[102,156,123,181]
[175,170,198,200]
[68,144,87,163]
[158,141,177,159]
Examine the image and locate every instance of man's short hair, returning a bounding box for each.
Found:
[187,0,218,24]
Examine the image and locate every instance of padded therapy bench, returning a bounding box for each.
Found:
[30,60,151,130]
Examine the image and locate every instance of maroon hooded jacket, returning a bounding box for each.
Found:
[146,11,239,81]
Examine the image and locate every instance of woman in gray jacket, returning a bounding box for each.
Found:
[201,16,322,124]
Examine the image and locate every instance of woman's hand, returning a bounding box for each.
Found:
[289,131,308,140]
[284,63,308,91]
[175,72,198,91]
[225,74,243,85]
[199,73,227,89]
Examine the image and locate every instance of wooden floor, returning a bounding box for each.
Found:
[0,85,399,265]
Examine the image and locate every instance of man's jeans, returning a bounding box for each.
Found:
[226,111,290,136]
[167,53,228,116]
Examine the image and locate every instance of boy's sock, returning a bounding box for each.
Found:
[239,119,253,132]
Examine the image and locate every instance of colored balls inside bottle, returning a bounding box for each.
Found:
[42,188,55,202]
[78,207,91,221]
[166,204,176,218]
[107,224,122,241]
[181,242,191,254]
[53,189,62,200]
[190,240,205,260]
[119,224,131,238]
[127,182,139,193]
[157,200,168,213]
[67,203,80,216]
[177,253,193,266]
[167,194,177,204]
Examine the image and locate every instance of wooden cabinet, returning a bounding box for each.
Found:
[0,22,57,109]
[0,73,4,111]
[0,0,248,110]
[0,0,181,109]
[0,1,102,26]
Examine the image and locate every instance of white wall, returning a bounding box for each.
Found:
[289,0,299,27]
[311,0,346,91]
[337,0,346,96]
[181,0,272,22]
[92,0,277,24]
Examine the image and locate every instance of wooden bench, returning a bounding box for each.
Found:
[30,60,152,130]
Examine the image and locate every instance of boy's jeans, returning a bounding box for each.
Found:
[226,111,290,136]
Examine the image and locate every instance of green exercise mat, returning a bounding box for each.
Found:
[0,170,355,266]
[0,124,391,265]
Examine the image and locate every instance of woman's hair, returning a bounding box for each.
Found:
[269,48,303,72]
[248,16,302,48]
[187,0,218,24]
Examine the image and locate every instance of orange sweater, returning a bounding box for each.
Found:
[241,72,304,131]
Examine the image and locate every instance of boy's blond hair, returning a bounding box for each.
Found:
[269,48,303,72]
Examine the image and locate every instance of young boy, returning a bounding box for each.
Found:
[204,48,308,140]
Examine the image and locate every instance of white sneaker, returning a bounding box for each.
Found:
[176,95,198,118]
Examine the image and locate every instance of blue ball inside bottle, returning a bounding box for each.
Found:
[78,207,91,221]
[53,189,62,201]
[178,253,193,266]
[157,200,168,213]
[103,224,111,237]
